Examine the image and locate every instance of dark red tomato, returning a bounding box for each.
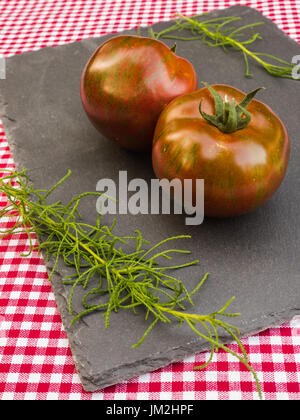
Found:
[80,35,197,152]
[152,84,290,218]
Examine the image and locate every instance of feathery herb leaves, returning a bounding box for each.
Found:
[154,14,296,80]
[0,169,262,399]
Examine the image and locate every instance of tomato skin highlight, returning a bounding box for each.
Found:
[80,35,197,152]
[152,84,290,218]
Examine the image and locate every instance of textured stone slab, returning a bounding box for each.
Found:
[0,6,300,391]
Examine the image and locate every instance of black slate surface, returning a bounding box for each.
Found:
[0,6,300,392]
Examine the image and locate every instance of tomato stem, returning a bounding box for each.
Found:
[170,43,177,53]
[199,83,264,133]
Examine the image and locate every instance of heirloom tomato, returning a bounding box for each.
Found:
[152,84,290,218]
[80,35,197,151]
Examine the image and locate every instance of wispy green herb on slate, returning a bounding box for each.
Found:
[0,169,262,399]
[153,14,296,79]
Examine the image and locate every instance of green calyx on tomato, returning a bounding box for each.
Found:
[80,35,197,152]
[152,83,290,218]
[199,83,264,133]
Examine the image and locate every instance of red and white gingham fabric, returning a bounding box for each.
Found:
[0,0,300,401]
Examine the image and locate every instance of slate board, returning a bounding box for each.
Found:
[1,5,300,392]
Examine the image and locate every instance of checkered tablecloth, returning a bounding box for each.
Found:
[0,0,300,401]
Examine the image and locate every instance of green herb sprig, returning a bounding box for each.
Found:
[0,169,262,399]
[153,14,296,79]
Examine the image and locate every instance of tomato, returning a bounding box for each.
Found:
[80,35,197,152]
[152,84,290,218]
